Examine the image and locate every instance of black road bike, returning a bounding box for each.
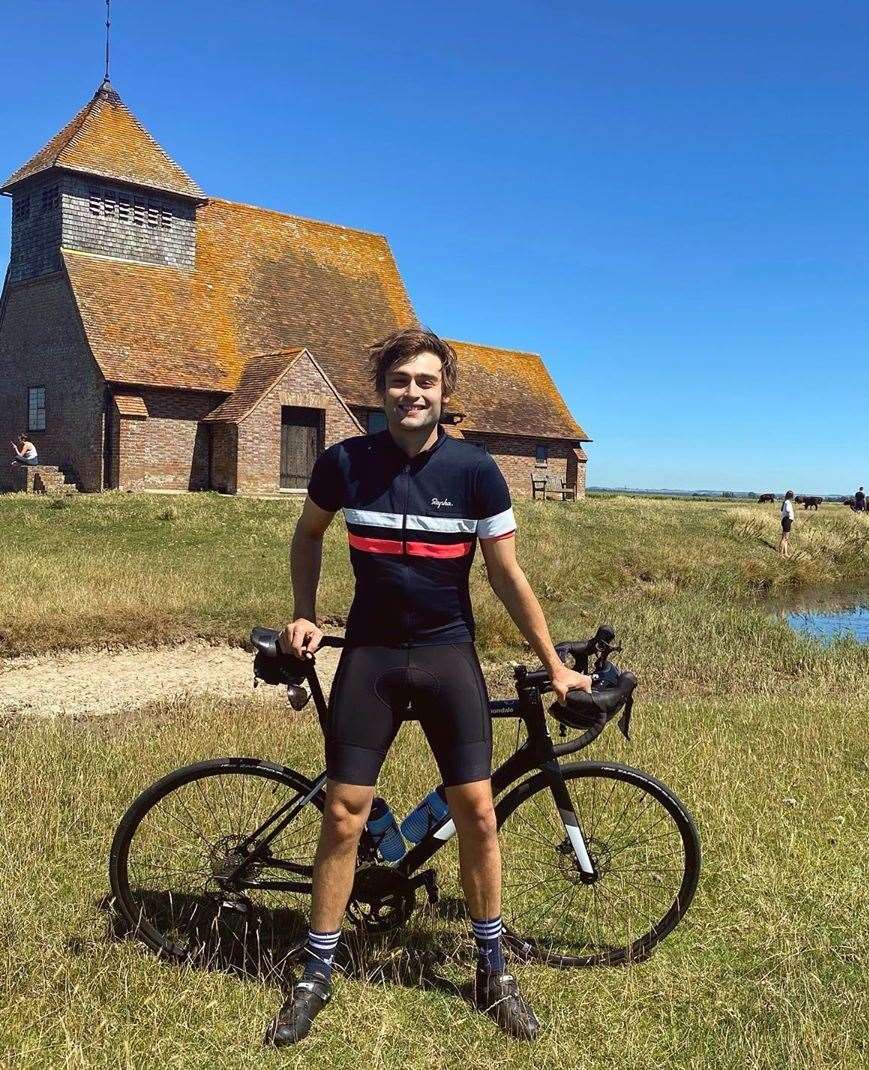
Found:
[109,626,700,976]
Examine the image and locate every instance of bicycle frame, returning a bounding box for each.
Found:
[226,648,605,892]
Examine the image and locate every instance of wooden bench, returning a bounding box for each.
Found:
[531,471,576,501]
[12,464,75,494]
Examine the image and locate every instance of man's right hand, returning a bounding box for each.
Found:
[278,618,323,659]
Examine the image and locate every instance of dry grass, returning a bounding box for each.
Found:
[1,492,867,1067]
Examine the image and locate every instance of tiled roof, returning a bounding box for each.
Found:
[113,393,148,417]
[62,197,416,397]
[203,349,305,422]
[1,81,203,199]
[447,340,589,441]
[58,197,583,440]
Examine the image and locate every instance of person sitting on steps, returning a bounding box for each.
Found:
[265,326,591,1046]
[10,434,38,469]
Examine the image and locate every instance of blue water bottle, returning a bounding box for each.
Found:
[400,786,450,844]
[366,798,407,862]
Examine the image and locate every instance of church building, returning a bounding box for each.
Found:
[0,80,589,496]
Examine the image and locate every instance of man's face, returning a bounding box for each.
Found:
[382,352,450,433]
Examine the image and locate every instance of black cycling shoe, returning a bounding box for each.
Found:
[474,969,540,1040]
[264,973,332,1047]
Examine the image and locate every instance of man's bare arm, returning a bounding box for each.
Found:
[280,498,335,657]
[479,534,591,704]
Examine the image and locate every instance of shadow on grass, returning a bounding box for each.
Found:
[93,890,480,1004]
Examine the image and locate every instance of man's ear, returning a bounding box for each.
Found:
[442,394,451,407]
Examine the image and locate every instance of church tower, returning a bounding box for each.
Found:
[1,80,204,284]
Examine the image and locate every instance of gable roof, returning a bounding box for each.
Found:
[62,197,417,396]
[203,348,364,430]
[447,340,589,441]
[1,81,203,199]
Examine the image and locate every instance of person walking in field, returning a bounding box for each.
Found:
[9,434,38,468]
[266,326,591,1046]
[779,490,795,557]
[854,486,865,512]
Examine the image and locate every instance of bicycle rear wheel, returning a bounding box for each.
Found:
[497,761,700,968]
[109,758,324,980]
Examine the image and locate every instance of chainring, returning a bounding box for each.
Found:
[347,863,416,933]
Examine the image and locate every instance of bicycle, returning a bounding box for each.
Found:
[109,625,700,977]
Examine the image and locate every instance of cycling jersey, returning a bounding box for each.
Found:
[307,426,516,647]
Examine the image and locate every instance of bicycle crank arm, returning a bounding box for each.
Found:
[408,868,439,904]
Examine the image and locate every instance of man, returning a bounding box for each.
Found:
[267,327,589,1046]
[855,486,865,512]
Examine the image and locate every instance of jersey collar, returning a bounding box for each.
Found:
[379,423,448,463]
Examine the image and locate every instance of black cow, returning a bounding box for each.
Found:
[758,493,775,503]
[843,498,855,509]
[802,496,822,510]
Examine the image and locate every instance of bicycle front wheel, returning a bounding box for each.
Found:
[109,757,324,979]
[497,761,700,968]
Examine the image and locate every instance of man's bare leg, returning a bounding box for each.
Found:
[446,779,501,920]
[309,780,375,931]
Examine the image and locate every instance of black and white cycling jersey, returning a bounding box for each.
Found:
[307,425,516,647]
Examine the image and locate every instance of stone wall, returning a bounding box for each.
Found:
[114,388,223,491]
[0,273,105,492]
[460,432,587,500]
[234,352,362,494]
[209,423,237,494]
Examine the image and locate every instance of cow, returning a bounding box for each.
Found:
[843,498,855,509]
[758,493,775,503]
[802,496,823,510]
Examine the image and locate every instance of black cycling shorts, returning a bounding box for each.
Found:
[322,644,492,788]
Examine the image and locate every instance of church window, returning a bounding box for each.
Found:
[117,196,131,221]
[133,198,146,225]
[28,386,46,432]
[366,410,388,433]
[103,192,116,217]
[535,444,548,466]
[160,206,172,230]
[89,189,101,215]
[146,203,159,228]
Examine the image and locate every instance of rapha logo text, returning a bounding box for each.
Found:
[431,497,453,508]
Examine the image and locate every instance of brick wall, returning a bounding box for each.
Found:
[0,273,105,492]
[234,352,362,494]
[460,432,587,500]
[209,423,237,494]
[114,388,223,491]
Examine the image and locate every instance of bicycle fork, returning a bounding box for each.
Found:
[542,760,597,882]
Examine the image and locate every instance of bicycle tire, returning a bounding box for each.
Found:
[109,757,324,973]
[496,761,700,968]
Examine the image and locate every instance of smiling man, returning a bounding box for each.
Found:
[267,326,590,1045]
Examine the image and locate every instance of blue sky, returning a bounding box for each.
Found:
[1,1,867,493]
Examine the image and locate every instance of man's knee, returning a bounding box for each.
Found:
[448,787,498,842]
[323,783,373,844]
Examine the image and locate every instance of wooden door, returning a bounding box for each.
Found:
[280,407,322,489]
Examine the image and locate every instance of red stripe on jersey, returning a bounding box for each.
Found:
[348,533,473,558]
[348,532,403,554]
[406,539,473,558]
[480,529,516,543]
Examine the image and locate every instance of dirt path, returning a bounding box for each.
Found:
[0,640,343,719]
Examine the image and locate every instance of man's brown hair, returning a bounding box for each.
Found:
[367,326,458,396]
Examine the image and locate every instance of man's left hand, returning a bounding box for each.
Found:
[550,666,592,705]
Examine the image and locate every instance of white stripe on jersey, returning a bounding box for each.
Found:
[477,507,516,539]
[343,508,478,534]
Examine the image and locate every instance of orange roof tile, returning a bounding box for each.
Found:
[62,197,417,396]
[1,81,203,199]
[113,393,148,417]
[447,340,589,441]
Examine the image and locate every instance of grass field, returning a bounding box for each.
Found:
[1,493,867,1068]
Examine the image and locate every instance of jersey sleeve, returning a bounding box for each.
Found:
[306,445,344,513]
[473,454,516,540]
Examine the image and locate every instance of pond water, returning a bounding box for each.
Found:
[767,585,869,644]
